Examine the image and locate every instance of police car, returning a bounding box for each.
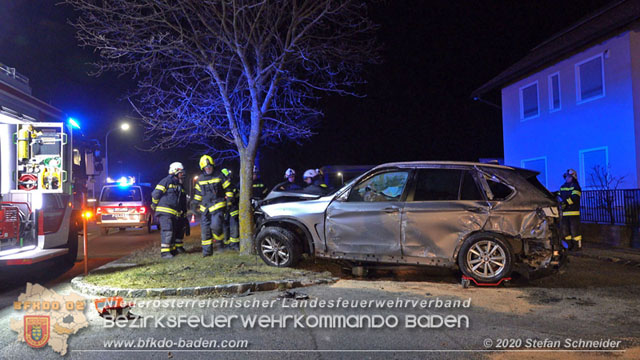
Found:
[96,177,157,235]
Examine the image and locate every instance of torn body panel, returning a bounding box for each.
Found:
[481,207,560,271]
[402,201,488,260]
[325,200,403,257]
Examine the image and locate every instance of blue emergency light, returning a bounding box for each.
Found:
[107,176,136,187]
[68,117,81,129]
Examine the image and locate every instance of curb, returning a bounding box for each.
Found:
[71,262,339,298]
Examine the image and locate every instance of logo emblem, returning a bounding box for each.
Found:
[24,315,50,348]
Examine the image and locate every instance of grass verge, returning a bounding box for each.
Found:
[83,235,329,289]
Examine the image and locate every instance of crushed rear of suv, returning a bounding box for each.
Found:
[254,161,566,283]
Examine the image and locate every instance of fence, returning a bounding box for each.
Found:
[581,189,640,226]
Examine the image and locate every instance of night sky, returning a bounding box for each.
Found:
[0,0,616,185]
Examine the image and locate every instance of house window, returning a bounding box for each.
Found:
[521,157,548,188]
[549,73,560,111]
[520,82,539,120]
[576,54,605,103]
[579,147,608,188]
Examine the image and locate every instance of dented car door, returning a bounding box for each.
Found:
[402,168,490,260]
[325,170,410,258]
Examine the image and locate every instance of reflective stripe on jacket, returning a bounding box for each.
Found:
[559,181,581,216]
[152,175,186,216]
[193,170,229,212]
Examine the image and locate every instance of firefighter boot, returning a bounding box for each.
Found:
[175,241,186,254]
[229,242,240,251]
[161,232,174,259]
[202,238,213,257]
[574,236,582,251]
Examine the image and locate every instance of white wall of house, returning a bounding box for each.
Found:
[501,31,639,190]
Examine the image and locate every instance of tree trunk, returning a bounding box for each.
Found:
[238,153,255,254]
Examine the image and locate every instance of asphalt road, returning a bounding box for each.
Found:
[0,223,158,311]
[1,226,640,359]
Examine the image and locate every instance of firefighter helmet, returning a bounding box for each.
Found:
[169,162,185,175]
[199,155,214,170]
[303,169,319,180]
[564,168,578,180]
[284,168,295,178]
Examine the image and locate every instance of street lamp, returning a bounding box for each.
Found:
[337,172,343,185]
[104,122,130,178]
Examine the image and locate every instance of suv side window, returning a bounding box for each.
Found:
[482,174,514,201]
[413,169,462,201]
[460,171,484,200]
[348,171,409,202]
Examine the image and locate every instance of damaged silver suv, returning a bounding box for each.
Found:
[254,162,566,283]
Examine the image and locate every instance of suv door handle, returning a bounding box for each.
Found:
[384,206,400,213]
[466,207,484,213]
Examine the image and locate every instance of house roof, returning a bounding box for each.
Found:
[471,0,640,99]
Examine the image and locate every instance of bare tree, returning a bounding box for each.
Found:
[65,0,379,252]
[588,165,626,224]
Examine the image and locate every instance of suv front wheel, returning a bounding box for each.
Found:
[458,233,513,283]
[256,227,301,267]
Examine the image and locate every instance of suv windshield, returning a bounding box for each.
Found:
[101,186,142,202]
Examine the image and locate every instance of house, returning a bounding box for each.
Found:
[472,0,640,190]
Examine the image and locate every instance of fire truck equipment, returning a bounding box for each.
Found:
[17,125,32,163]
[18,174,38,190]
[0,206,20,244]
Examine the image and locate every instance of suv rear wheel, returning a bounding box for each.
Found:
[256,227,301,267]
[458,233,513,283]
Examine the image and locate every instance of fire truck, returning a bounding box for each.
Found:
[0,63,96,266]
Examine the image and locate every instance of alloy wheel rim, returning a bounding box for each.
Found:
[466,240,506,279]
[261,236,290,265]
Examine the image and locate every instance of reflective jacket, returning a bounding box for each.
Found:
[303,178,330,195]
[276,181,302,191]
[252,178,268,199]
[151,175,187,217]
[559,181,581,216]
[193,170,230,213]
[221,168,239,215]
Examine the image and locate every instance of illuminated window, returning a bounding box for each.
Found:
[576,54,604,103]
[580,147,608,188]
[549,73,560,111]
[520,82,539,120]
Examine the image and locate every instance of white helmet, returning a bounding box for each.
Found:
[169,162,185,175]
[303,169,319,179]
[284,168,296,178]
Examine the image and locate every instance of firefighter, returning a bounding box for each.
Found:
[303,169,330,195]
[151,162,187,259]
[251,165,269,200]
[277,168,301,191]
[221,168,240,251]
[559,169,582,251]
[193,155,230,256]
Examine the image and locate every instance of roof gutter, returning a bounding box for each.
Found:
[472,96,501,110]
